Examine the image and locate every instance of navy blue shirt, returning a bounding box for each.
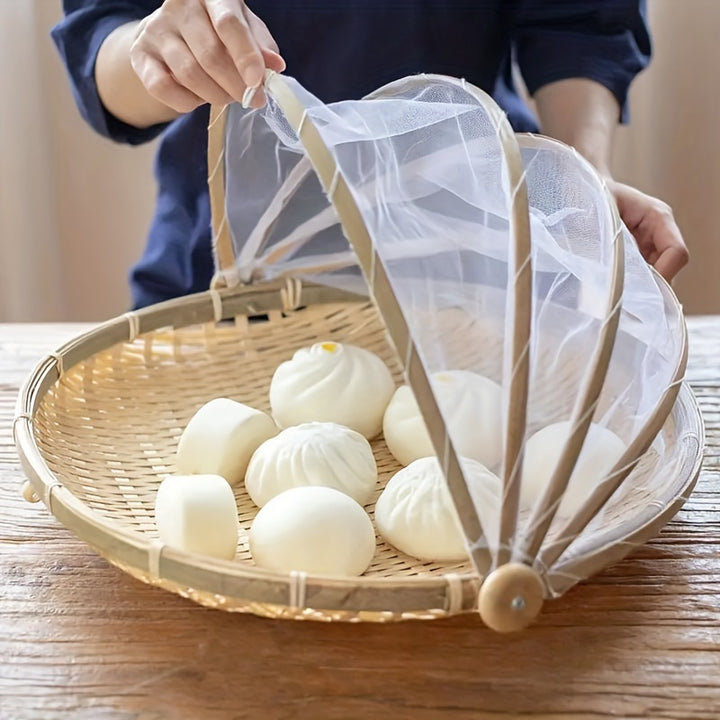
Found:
[53,1,650,309]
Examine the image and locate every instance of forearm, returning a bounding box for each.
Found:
[533,78,620,177]
[95,21,180,129]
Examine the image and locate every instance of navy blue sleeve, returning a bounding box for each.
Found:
[512,0,651,122]
[51,0,166,144]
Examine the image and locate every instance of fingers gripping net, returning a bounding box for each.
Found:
[220,73,687,594]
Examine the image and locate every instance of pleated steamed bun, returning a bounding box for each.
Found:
[269,341,395,439]
[245,422,378,507]
[374,456,501,562]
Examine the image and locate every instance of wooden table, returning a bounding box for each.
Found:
[1,321,718,720]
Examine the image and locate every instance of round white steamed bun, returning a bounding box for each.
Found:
[269,341,395,439]
[249,486,376,576]
[245,422,378,507]
[520,421,626,518]
[382,370,503,468]
[374,456,501,562]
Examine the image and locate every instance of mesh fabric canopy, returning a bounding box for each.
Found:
[218,73,686,603]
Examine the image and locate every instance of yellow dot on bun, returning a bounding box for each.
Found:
[320,342,339,353]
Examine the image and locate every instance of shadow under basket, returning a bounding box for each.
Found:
[13,280,703,624]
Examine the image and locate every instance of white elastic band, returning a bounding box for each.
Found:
[207,105,228,130]
[124,311,140,343]
[368,249,377,296]
[12,413,32,445]
[207,146,225,184]
[241,85,260,109]
[297,109,308,135]
[404,339,414,377]
[211,265,241,291]
[241,69,279,109]
[49,352,64,377]
[44,481,63,514]
[210,214,228,257]
[147,539,164,580]
[444,573,464,615]
[281,277,303,312]
[209,288,224,323]
[289,570,307,609]
[328,169,341,198]
[513,249,532,282]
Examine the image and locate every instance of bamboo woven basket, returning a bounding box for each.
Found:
[14,73,704,632]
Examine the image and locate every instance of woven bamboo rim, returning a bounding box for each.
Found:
[13,73,703,629]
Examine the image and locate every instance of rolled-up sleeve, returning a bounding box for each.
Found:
[51,0,166,144]
[513,0,651,122]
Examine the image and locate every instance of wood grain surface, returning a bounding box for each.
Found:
[1,321,718,720]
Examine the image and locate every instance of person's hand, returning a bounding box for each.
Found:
[129,0,286,113]
[607,179,689,282]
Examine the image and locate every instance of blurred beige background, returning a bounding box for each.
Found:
[0,1,154,322]
[0,0,718,321]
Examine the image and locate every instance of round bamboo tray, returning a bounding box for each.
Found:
[13,280,703,622]
[14,73,705,629]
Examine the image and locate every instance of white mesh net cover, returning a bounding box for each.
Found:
[220,73,689,595]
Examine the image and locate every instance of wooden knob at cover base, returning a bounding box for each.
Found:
[478,563,545,632]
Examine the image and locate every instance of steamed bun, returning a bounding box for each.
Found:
[249,486,376,576]
[176,398,278,485]
[269,341,395,439]
[245,422,377,507]
[382,370,503,468]
[374,456,501,562]
[154,474,239,560]
[520,421,626,518]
